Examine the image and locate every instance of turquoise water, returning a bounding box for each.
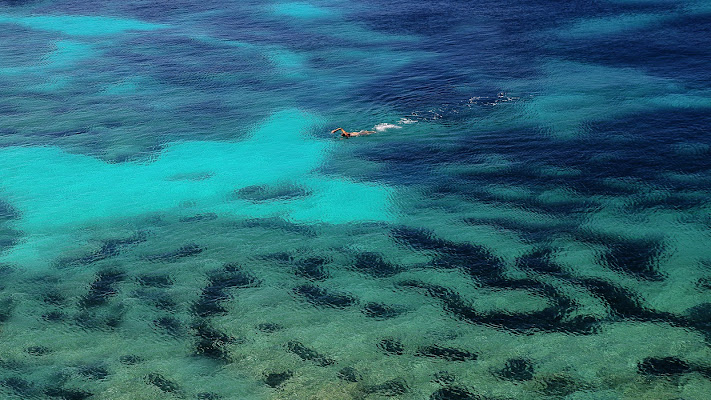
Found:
[1,0,711,399]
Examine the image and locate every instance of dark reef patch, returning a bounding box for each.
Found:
[294,284,356,308]
[430,386,480,400]
[351,252,403,278]
[234,183,310,202]
[192,264,259,318]
[154,316,184,337]
[338,367,361,382]
[146,372,181,394]
[25,345,52,356]
[295,257,330,281]
[378,338,405,355]
[79,269,126,309]
[58,232,147,267]
[638,357,692,376]
[179,213,218,222]
[137,274,174,288]
[416,345,477,362]
[365,379,409,396]
[1,377,36,397]
[144,243,204,262]
[119,355,145,365]
[286,341,335,366]
[362,302,406,319]
[45,387,94,400]
[256,322,283,333]
[264,371,292,388]
[496,358,535,381]
[192,322,237,361]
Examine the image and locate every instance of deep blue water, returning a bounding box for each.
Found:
[1,0,711,399]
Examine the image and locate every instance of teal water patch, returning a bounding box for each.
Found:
[503,61,711,137]
[0,14,165,36]
[558,13,666,38]
[271,2,334,19]
[0,109,395,267]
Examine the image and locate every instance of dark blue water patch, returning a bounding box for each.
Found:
[554,13,711,87]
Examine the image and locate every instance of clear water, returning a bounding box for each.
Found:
[1,0,711,398]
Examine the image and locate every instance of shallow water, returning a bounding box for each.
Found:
[1,0,711,399]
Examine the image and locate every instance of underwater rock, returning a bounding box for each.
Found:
[192,322,237,361]
[377,338,405,355]
[430,386,480,400]
[392,226,509,286]
[58,232,147,266]
[144,243,204,262]
[196,392,221,400]
[196,392,221,399]
[146,373,181,394]
[119,354,145,365]
[0,297,15,322]
[42,310,67,322]
[0,377,36,397]
[362,302,405,319]
[638,357,692,376]
[179,213,218,222]
[45,387,94,400]
[295,257,330,281]
[256,322,283,333]
[25,346,52,356]
[416,345,477,362]
[76,364,109,380]
[234,183,310,202]
[154,316,184,337]
[294,284,356,308]
[516,248,564,276]
[239,217,316,236]
[79,269,126,308]
[264,371,292,388]
[136,274,174,288]
[686,303,711,339]
[286,341,335,366]
[337,367,361,382]
[496,358,535,381]
[593,235,665,281]
[43,290,66,305]
[536,375,581,397]
[432,371,456,385]
[365,379,409,396]
[352,252,403,278]
[192,264,258,318]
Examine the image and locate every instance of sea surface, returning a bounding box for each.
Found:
[1,0,711,399]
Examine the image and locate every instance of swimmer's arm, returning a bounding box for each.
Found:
[331,128,347,134]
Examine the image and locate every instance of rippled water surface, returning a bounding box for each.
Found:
[1,0,711,399]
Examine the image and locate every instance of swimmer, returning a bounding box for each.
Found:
[330,127,376,138]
